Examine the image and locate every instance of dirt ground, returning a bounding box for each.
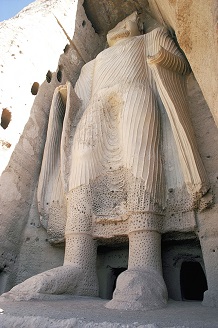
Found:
[0,296,217,328]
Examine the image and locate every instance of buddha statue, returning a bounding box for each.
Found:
[3,12,210,310]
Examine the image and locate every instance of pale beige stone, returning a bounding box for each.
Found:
[0,0,218,316]
[0,0,79,175]
[0,0,103,294]
[148,0,218,127]
[2,11,211,311]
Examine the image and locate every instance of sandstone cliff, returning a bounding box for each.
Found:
[0,0,217,306]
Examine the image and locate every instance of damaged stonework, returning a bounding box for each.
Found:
[0,0,218,312]
[0,0,102,291]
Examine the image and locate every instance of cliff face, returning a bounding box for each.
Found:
[0,0,218,305]
[145,0,218,307]
[0,0,75,174]
[0,0,78,291]
[148,0,218,127]
[0,0,102,291]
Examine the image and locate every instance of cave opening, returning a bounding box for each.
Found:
[1,108,11,129]
[31,82,39,95]
[180,261,208,301]
[108,267,127,299]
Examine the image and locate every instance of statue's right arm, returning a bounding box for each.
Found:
[145,28,210,196]
[146,28,191,76]
[147,46,191,76]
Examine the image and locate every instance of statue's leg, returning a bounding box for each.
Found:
[106,217,168,310]
[106,86,167,309]
[1,186,98,301]
[128,229,162,273]
[63,232,98,296]
[63,185,99,296]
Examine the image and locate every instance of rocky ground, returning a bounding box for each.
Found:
[0,296,217,328]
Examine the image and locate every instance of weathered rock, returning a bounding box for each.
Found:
[148,0,218,127]
[0,0,102,291]
[0,0,218,314]
[106,269,167,310]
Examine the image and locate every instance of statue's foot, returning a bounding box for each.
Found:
[105,269,168,310]
[202,290,218,307]
[1,265,99,301]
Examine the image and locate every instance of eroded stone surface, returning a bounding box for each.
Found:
[2,11,212,311]
[0,0,218,314]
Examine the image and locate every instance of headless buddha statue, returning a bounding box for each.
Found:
[3,12,210,310]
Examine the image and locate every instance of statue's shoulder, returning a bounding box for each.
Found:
[80,58,96,75]
[82,58,96,70]
[145,27,171,49]
[145,27,169,39]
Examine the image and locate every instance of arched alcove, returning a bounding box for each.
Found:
[57,66,63,83]
[31,82,39,95]
[180,261,208,301]
[64,44,70,53]
[1,108,11,129]
[46,70,52,83]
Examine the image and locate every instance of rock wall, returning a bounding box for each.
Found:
[0,0,102,291]
[150,1,218,304]
[148,0,218,127]
[0,0,73,174]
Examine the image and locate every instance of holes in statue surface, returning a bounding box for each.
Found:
[31,82,39,95]
[1,108,11,129]
[180,261,208,301]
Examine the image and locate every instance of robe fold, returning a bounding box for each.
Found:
[37,28,209,243]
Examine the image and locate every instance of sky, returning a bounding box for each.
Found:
[0,0,34,22]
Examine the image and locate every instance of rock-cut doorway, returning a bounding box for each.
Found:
[180,261,208,301]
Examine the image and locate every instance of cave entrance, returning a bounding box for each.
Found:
[111,267,126,292]
[180,261,208,301]
[107,267,127,300]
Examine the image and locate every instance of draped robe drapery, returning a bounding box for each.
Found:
[37,28,209,243]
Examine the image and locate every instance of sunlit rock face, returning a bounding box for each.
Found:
[0,0,218,309]
[0,0,102,292]
[148,0,218,127]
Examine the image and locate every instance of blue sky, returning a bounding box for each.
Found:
[0,0,34,22]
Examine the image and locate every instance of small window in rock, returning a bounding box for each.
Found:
[64,44,70,53]
[31,82,39,95]
[82,20,86,27]
[1,108,11,129]
[46,70,52,83]
[57,68,62,83]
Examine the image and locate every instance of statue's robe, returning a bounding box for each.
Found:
[37,28,209,243]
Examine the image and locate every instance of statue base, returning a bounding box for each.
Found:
[202,290,218,308]
[105,269,168,310]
